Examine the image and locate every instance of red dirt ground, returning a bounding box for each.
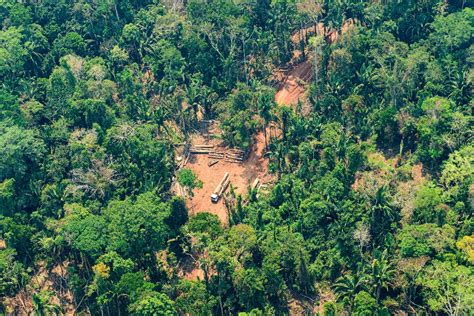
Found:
[184,131,272,224]
[274,23,315,107]
[274,60,312,106]
[275,19,356,107]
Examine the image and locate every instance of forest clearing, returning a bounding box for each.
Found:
[177,25,313,223]
[175,125,272,223]
[1,1,472,315]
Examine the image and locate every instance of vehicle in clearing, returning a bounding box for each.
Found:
[211,172,230,203]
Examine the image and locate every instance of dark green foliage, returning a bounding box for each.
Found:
[103,192,172,260]
[353,291,377,316]
[0,1,472,315]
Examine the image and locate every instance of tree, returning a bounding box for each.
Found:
[352,291,377,316]
[0,124,45,211]
[129,292,177,316]
[177,168,202,197]
[369,250,394,303]
[398,224,455,258]
[396,256,430,311]
[0,27,28,84]
[456,234,474,264]
[309,33,325,102]
[257,88,275,151]
[417,260,474,315]
[353,222,371,259]
[46,63,76,119]
[0,248,27,297]
[322,301,337,316]
[428,8,474,58]
[440,145,473,200]
[103,192,172,261]
[334,273,367,312]
[416,96,470,166]
[0,89,22,124]
[0,179,15,215]
[412,182,444,224]
[105,123,174,195]
[175,280,216,315]
[233,268,266,309]
[52,32,87,58]
[60,204,108,260]
[0,125,45,183]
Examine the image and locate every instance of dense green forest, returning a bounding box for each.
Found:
[0,0,473,314]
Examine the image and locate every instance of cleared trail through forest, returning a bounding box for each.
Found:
[274,25,317,106]
[274,61,312,106]
[274,20,356,107]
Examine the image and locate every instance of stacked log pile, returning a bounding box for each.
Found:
[190,144,214,154]
[208,152,225,159]
[225,149,245,163]
[189,143,247,165]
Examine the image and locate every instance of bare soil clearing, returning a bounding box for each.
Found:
[274,25,314,107]
[274,60,312,106]
[184,131,272,224]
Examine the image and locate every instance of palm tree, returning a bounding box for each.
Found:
[257,91,274,151]
[269,142,288,178]
[371,186,395,221]
[369,185,397,244]
[370,250,395,303]
[277,106,292,142]
[334,273,368,312]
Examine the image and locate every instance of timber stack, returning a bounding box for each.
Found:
[190,144,214,154]
[225,148,245,163]
[208,152,225,159]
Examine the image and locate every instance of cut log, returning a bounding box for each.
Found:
[193,144,214,148]
[183,152,191,166]
[190,149,211,154]
[213,173,230,195]
[225,158,243,163]
[208,160,219,167]
[228,150,245,154]
[226,154,244,159]
[251,178,260,190]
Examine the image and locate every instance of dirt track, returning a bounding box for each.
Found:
[274,61,312,106]
[274,20,356,107]
[274,24,315,107]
